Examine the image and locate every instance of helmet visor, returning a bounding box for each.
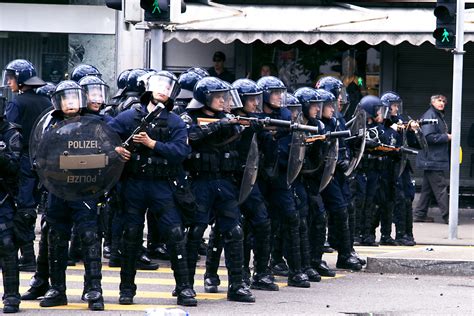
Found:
[226,88,243,112]
[52,89,87,113]
[308,101,323,119]
[84,84,109,106]
[338,87,349,114]
[147,75,179,99]
[322,100,337,120]
[242,93,263,113]
[205,90,231,112]
[1,70,16,87]
[389,101,403,116]
[382,105,391,119]
[268,88,287,107]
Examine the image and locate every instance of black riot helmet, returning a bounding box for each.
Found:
[176,71,204,100]
[51,80,87,115]
[232,78,263,113]
[381,91,403,118]
[138,71,181,110]
[186,67,209,78]
[256,76,287,108]
[36,82,57,98]
[359,95,383,120]
[2,59,46,89]
[316,76,349,114]
[70,64,102,83]
[187,77,231,112]
[79,75,110,111]
[126,69,147,94]
[295,87,322,120]
[314,88,337,120]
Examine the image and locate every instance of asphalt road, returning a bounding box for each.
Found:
[11,245,473,315]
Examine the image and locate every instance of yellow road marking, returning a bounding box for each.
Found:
[18,287,225,300]
[18,301,177,311]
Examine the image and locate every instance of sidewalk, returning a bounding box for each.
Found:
[366,195,474,276]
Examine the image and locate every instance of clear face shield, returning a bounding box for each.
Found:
[242,93,263,114]
[373,106,384,123]
[267,88,287,108]
[1,70,17,91]
[337,87,350,115]
[52,89,87,116]
[322,101,337,120]
[84,84,109,111]
[225,88,243,113]
[206,90,231,112]
[147,75,180,100]
[382,105,391,120]
[308,102,323,120]
[390,101,403,116]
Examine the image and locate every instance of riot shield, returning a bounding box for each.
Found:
[319,138,338,192]
[34,115,124,201]
[287,113,306,186]
[344,110,367,176]
[238,133,259,204]
[29,108,54,168]
[414,129,428,152]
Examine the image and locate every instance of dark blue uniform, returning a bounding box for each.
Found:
[6,90,52,269]
[0,120,22,311]
[108,104,193,302]
[40,112,103,308]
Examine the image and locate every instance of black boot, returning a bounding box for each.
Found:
[299,217,320,282]
[350,249,367,266]
[22,219,50,300]
[118,226,142,305]
[309,212,336,277]
[202,225,222,293]
[40,228,68,307]
[283,214,310,288]
[360,200,378,246]
[333,208,362,271]
[251,221,279,291]
[167,225,197,307]
[186,225,207,291]
[136,247,159,270]
[108,234,122,268]
[19,242,36,272]
[1,235,21,313]
[80,230,104,311]
[270,218,288,277]
[224,226,255,303]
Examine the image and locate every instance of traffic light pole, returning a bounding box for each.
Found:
[448,0,465,239]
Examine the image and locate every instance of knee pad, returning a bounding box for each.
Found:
[0,235,15,256]
[187,225,206,242]
[283,212,300,227]
[80,230,99,247]
[166,225,185,244]
[224,225,243,243]
[123,226,143,243]
[48,228,69,247]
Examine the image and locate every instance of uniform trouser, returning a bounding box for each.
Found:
[259,173,302,276]
[352,168,381,239]
[321,171,353,257]
[119,178,188,296]
[0,197,20,307]
[394,168,415,237]
[45,195,102,294]
[240,184,272,275]
[414,170,449,219]
[17,154,40,257]
[189,178,244,287]
[373,169,396,237]
[301,176,326,264]
[29,215,50,288]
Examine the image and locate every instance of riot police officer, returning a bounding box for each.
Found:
[256,76,310,288]
[3,59,52,272]
[380,92,416,246]
[37,80,104,311]
[109,71,197,307]
[183,76,256,302]
[0,86,22,313]
[352,96,386,246]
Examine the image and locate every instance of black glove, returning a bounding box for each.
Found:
[13,208,37,247]
[249,119,264,132]
[336,159,350,172]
